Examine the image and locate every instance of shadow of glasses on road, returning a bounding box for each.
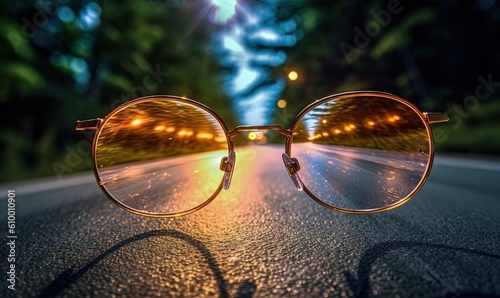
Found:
[37,229,256,298]
[344,241,500,298]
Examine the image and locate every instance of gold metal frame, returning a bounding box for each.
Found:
[76,91,449,217]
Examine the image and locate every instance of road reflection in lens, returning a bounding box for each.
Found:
[95,98,228,216]
[292,96,430,211]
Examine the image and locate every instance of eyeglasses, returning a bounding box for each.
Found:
[76,91,449,217]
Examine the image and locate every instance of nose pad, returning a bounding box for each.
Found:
[282,153,304,191]
[220,150,236,190]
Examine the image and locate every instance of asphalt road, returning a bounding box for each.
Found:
[1,145,500,297]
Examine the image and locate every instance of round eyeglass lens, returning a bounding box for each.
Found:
[291,95,431,212]
[95,97,228,216]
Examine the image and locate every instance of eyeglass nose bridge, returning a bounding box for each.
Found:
[223,124,304,191]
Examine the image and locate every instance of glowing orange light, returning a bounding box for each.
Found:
[214,136,226,143]
[368,121,375,126]
[197,132,214,140]
[322,132,329,137]
[345,126,352,131]
[131,119,142,126]
[277,99,287,108]
[322,119,327,124]
[166,127,175,133]
[349,124,356,129]
[154,125,165,131]
[288,71,298,81]
[388,117,395,122]
[178,130,187,136]
[393,115,400,120]
[334,129,341,134]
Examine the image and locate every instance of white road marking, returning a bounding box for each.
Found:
[0,172,95,197]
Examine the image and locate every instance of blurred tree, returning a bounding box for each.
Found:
[0,0,235,182]
[272,0,499,155]
[211,0,299,125]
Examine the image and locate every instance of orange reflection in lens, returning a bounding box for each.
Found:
[178,130,194,137]
[214,136,226,143]
[95,98,229,217]
[197,132,214,140]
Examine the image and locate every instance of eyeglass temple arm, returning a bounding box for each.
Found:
[75,118,103,131]
[423,113,449,124]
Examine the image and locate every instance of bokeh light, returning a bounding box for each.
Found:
[288,70,298,81]
[277,99,287,108]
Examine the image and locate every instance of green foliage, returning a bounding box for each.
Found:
[435,100,500,154]
[370,7,437,60]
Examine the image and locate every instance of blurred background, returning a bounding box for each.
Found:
[1,0,499,182]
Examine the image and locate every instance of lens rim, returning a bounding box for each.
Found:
[286,91,435,214]
[91,95,232,218]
